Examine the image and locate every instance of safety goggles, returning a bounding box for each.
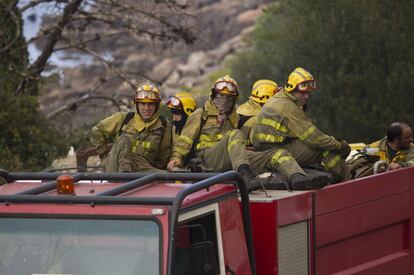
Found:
[135,90,160,102]
[213,81,238,95]
[166,96,182,108]
[297,80,317,92]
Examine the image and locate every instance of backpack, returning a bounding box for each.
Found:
[346,152,380,179]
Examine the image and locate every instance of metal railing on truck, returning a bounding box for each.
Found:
[0,169,257,275]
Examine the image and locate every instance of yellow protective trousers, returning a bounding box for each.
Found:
[197,129,250,172]
[259,140,350,181]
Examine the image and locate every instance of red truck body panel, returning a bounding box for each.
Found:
[314,168,414,275]
[247,167,414,275]
[249,191,312,274]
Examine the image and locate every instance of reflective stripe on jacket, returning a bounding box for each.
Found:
[237,99,262,146]
[252,90,342,151]
[171,99,239,165]
[90,110,172,168]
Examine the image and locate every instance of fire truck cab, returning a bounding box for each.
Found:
[0,167,413,275]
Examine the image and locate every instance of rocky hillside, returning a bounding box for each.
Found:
[39,0,272,136]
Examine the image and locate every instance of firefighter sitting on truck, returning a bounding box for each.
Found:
[166,75,303,191]
[348,122,414,178]
[252,67,351,189]
[166,75,259,189]
[166,91,197,142]
[237,79,280,146]
[90,84,172,172]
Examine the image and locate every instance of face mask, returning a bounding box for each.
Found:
[213,94,235,114]
[173,118,187,134]
[171,108,187,134]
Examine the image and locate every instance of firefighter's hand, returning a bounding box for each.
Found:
[167,159,179,171]
[337,140,351,158]
[388,162,402,170]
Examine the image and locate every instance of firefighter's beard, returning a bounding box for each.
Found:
[213,95,234,114]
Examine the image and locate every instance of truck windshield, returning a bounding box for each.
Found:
[0,217,159,275]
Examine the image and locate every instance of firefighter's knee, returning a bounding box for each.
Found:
[227,129,246,153]
[228,129,244,140]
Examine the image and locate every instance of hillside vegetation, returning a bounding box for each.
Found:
[230,0,414,142]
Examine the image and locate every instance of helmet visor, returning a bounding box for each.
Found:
[214,81,238,95]
[297,80,317,92]
[166,96,182,108]
[135,90,160,102]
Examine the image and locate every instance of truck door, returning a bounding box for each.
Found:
[173,203,225,275]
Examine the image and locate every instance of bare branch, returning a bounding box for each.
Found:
[29,0,83,78]
[45,75,126,119]
[59,34,160,86]
[46,94,124,119]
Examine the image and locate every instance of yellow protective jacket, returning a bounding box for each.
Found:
[172,125,179,144]
[368,137,414,167]
[90,110,172,169]
[171,99,239,166]
[252,90,342,151]
[236,98,261,146]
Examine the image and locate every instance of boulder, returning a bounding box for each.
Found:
[147,58,176,83]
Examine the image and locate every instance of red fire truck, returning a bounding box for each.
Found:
[0,167,412,275]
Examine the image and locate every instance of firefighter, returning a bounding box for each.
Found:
[369,122,414,170]
[252,67,351,188]
[166,75,259,189]
[237,79,280,146]
[90,84,172,172]
[166,91,197,142]
[347,122,414,178]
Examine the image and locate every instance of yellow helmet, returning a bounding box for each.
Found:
[135,84,161,103]
[211,75,239,97]
[167,91,197,116]
[251,79,279,104]
[284,67,317,93]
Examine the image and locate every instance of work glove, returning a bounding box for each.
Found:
[337,140,351,159]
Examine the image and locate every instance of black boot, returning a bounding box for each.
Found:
[308,173,330,189]
[290,173,329,190]
[237,164,260,192]
[289,173,313,190]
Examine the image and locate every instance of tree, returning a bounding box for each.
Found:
[0,0,196,171]
[230,0,414,142]
[0,0,67,171]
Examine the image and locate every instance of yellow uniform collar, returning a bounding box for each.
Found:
[131,110,161,132]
